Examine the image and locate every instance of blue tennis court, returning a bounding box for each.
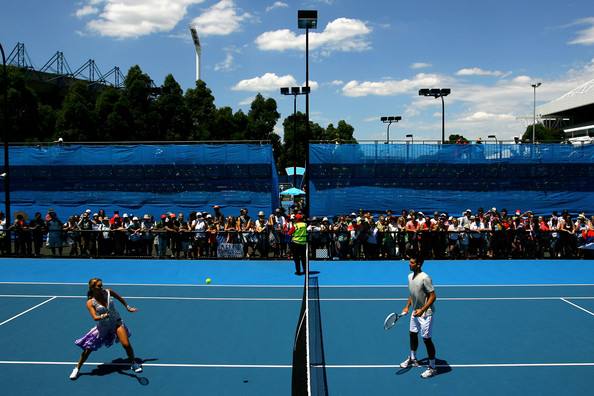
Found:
[1,258,593,395]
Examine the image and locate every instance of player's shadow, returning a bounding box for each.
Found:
[395,358,452,376]
[81,357,158,385]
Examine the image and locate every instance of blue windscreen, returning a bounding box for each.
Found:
[1,144,279,218]
[310,143,594,217]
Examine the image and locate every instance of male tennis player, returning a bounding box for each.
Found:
[400,255,438,378]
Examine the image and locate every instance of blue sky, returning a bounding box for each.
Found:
[1,0,594,141]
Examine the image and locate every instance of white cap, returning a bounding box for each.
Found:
[85,209,91,213]
[206,214,212,218]
[258,211,265,216]
[322,217,328,221]
[123,213,129,218]
[132,216,139,221]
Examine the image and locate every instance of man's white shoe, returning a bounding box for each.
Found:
[131,362,143,373]
[420,367,437,378]
[69,367,79,380]
[399,357,419,368]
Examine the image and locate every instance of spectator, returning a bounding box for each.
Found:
[30,212,46,257]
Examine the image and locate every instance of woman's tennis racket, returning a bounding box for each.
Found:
[383,312,407,330]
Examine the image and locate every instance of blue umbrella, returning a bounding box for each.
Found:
[280,187,306,196]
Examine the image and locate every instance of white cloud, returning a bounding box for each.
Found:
[239,96,256,106]
[265,1,288,12]
[329,80,344,86]
[81,0,204,38]
[191,0,251,37]
[459,112,516,122]
[232,73,298,92]
[568,17,594,45]
[411,62,431,69]
[456,67,505,77]
[255,17,372,53]
[341,73,443,97]
[232,73,320,93]
[75,5,99,18]
[214,52,235,72]
[303,81,319,91]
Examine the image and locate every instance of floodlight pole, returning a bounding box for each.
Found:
[298,10,317,218]
[441,95,445,145]
[532,82,541,143]
[380,116,401,143]
[293,93,297,188]
[305,27,310,218]
[0,43,10,254]
[418,88,450,144]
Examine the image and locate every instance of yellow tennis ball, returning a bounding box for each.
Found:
[205,277,212,284]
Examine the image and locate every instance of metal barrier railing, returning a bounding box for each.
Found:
[1,228,591,260]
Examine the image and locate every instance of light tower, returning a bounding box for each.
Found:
[189,26,201,82]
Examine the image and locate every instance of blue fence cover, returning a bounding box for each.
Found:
[310,143,594,217]
[1,144,279,219]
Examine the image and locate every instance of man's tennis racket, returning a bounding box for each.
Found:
[383,312,407,330]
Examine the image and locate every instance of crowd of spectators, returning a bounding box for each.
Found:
[2,206,593,260]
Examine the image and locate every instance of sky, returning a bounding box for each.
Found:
[1,0,594,142]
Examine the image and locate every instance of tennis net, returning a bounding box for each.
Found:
[291,245,328,396]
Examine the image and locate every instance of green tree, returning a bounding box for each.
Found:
[281,112,327,170]
[324,120,357,142]
[55,81,97,141]
[247,94,280,140]
[95,86,122,141]
[521,124,563,142]
[122,65,160,140]
[2,69,42,142]
[185,80,216,140]
[155,74,191,141]
[447,134,469,144]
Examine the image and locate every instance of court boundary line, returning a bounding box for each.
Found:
[0,360,593,369]
[2,281,594,288]
[560,298,594,317]
[0,297,57,327]
[1,294,594,302]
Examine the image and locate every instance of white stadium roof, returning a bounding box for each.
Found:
[538,78,594,116]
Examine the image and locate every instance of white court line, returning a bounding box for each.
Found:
[0,360,593,369]
[0,360,291,368]
[560,298,594,317]
[1,294,594,302]
[321,363,594,368]
[1,281,594,288]
[0,297,57,327]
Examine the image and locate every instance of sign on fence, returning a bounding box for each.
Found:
[217,243,244,258]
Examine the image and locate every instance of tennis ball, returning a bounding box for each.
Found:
[205,277,212,285]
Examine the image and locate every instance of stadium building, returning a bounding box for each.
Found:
[538,78,594,144]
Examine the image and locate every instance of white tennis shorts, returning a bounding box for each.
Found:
[409,313,433,338]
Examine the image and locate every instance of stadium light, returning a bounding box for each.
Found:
[0,42,10,253]
[380,116,402,143]
[281,86,309,188]
[531,82,541,143]
[487,135,498,144]
[419,88,451,144]
[298,10,317,218]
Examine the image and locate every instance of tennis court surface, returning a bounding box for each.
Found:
[1,258,593,395]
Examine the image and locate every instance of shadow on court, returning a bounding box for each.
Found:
[80,357,158,385]
[395,358,452,377]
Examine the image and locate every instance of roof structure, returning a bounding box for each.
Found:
[538,78,594,115]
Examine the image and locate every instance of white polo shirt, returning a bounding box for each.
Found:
[408,271,435,315]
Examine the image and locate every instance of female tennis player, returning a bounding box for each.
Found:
[69,278,142,380]
[399,255,438,378]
